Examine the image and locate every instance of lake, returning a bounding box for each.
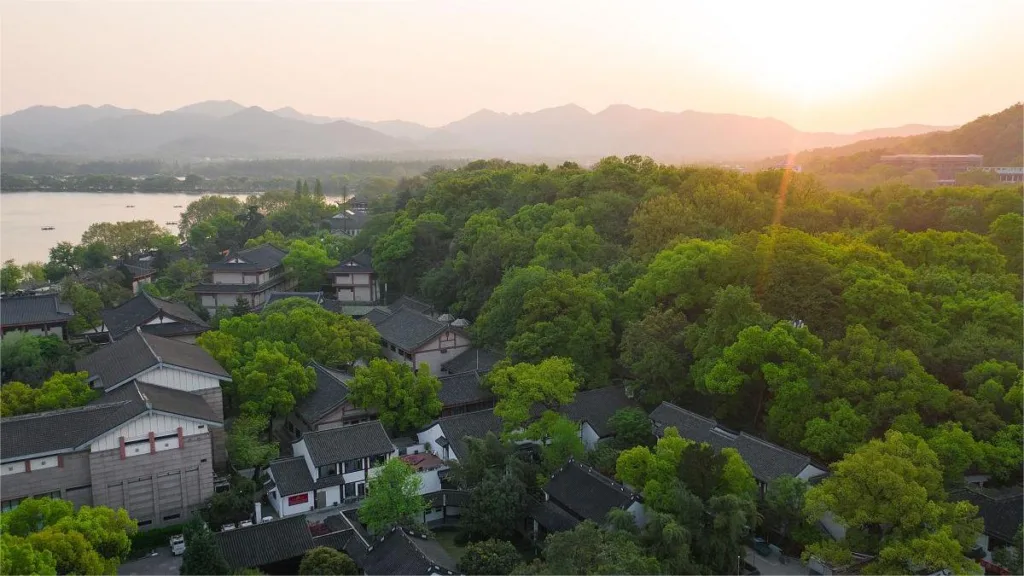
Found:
[0,192,248,263]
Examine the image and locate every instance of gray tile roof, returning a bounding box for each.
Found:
[294,362,352,426]
[311,528,356,554]
[269,457,315,496]
[650,402,820,484]
[437,371,493,407]
[440,347,503,374]
[432,409,503,460]
[950,486,1024,542]
[529,497,581,533]
[362,308,393,326]
[207,243,287,271]
[361,528,457,575]
[100,292,208,341]
[389,296,433,316]
[215,515,315,571]
[374,308,448,351]
[544,460,636,523]
[76,329,229,389]
[0,294,73,327]
[2,380,221,461]
[302,421,395,466]
[561,386,637,438]
[328,250,375,274]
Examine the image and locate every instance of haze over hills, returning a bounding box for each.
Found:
[1,99,955,162]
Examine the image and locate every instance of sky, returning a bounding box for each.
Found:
[1,0,1022,133]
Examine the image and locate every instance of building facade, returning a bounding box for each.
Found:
[0,293,73,340]
[192,244,296,314]
[327,251,380,303]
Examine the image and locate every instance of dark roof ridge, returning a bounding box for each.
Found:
[1,400,133,422]
[738,431,812,462]
[554,458,637,499]
[137,327,161,363]
[658,400,717,426]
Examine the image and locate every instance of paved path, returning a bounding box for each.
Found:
[744,546,809,576]
[118,547,182,576]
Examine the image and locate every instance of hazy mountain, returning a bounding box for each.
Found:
[1,100,953,161]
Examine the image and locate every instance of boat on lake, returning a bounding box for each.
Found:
[173,205,183,208]
[165,221,176,225]
[126,204,135,208]
[40,226,55,231]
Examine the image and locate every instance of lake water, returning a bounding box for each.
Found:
[0,192,248,263]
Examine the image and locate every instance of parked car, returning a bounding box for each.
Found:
[169,535,185,556]
[752,537,772,557]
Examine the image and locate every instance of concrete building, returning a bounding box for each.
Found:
[0,293,73,340]
[192,243,296,314]
[0,380,222,528]
[879,154,984,183]
[981,166,1024,183]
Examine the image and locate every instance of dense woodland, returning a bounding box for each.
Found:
[2,156,1022,575]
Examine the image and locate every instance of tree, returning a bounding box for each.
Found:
[0,372,98,416]
[487,357,578,431]
[231,297,253,317]
[234,342,317,428]
[462,473,529,541]
[619,307,690,405]
[283,239,337,291]
[1,533,57,576]
[178,195,244,240]
[608,407,655,449]
[763,475,809,541]
[458,539,520,575]
[358,458,426,533]
[521,411,584,473]
[61,280,104,333]
[81,220,166,259]
[227,413,280,481]
[298,547,358,575]
[0,334,76,385]
[348,360,442,432]
[533,520,661,575]
[180,516,230,576]
[718,447,757,499]
[1,259,24,292]
[988,212,1023,276]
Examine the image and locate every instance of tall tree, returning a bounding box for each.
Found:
[458,539,520,576]
[357,458,426,533]
[487,357,578,431]
[348,360,442,433]
[282,239,337,291]
[298,547,358,575]
[1,259,24,292]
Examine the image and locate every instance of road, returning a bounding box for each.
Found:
[118,547,182,576]
[744,546,809,576]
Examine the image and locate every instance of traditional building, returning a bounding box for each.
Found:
[192,243,295,314]
[291,422,397,509]
[0,293,73,340]
[96,291,209,343]
[416,410,503,462]
[327,251,381,303]
[368,303,471,375]
[282,362,376,441]
[561,386,638,450]
[437,371,496,418]
[0,380,222,528]
[360,527,458,575]
[528,460,645,539]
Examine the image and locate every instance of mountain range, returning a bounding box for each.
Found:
[0,100,953,162]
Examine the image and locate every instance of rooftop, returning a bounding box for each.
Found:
[75,328,229,390]
[99,291,208,341]
[207,243,287,272]
[268,456,315,496]
[374,307,452,351]
[437,370,493,407]
[399,452,444,472]
[949,486,1023,542]
[214,516,315,571]
[650,401,822,484]
[0,293,73,327]
[301,421,395,466]
[430,409,503,460]
[561,386,637,438]
[327,250,374,274]
[544,460,637,523]
[361,527,457,575]
[440,347,503,374]
[294,362,352,426]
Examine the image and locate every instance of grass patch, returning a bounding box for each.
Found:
[433,528,468,564]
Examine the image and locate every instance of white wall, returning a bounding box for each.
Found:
[319,485,342,507]
[291,440,317,481]
[418,469,443,494]
[336,286,375,302]
[212,272,245,284]
[136,366,222,393]
[797,464,828,482]
[581,422,601,451]
[267,467,314,517]
[412,331,472,375]
[417,424,455,462]
[627,500,647,527]
[90,413,209,452]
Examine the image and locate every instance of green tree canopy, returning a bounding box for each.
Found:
[487,357,578,431]
[458,539,521,575]
[357,458,425,533]
[298,547,358,575]
[348,359,442,432]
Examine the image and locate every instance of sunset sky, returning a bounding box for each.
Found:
[2,0,1021,133]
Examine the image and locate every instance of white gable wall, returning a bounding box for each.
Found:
[90,413,211,452]
[581,422,601,451]
[136,366,222,393]
[417,424,455,461]
[411,331,472,375]
[797,464,828,482]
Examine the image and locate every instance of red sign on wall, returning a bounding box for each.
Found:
[288,493,309,506]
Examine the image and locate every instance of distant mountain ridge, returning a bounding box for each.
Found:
[1,100,955,161]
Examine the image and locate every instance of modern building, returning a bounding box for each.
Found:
[327,251,381,303]
[96,291,209,343]
[879,154,984,183]
[981,166,1024,183]
[75,328,231,468]
[0,293,73,340]
[649,402,828,492]
[0,380,223,528]
[192,243,296,314]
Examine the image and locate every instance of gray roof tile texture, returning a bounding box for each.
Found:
[302,421,395,466]
[76,329,228,389]
[328,250,375,274]
[434,409,503,460]
[650,401,817,483]
[562,386,637,438]
[0,294,73,327]
[437,371,493,406]
[440,347,503,374]
[294,363,352,425]
[269,457,315,496]
[207,243,287,271]
[544,460,636,523]
[949,486,1024,542]
[361,528,457,575]
[215,515,314,571]
[373,307,448,351]
[100,292,208,340]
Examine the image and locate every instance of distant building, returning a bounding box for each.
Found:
[981,166,1024,183]
[192,243,296,314]
[327,251,381,304]
[0,293,73,340]
[97,292,209,343]
[366,298,472,375]
[327,210,369,237]
[879,154,984,183]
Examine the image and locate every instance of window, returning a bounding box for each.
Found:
[35,491,60,500]
[1,498,25,513]
[137,520,152,527]
[344,459,364,474]
[163,513,181,521]
[344,482,357,498]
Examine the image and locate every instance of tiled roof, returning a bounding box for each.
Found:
[294,362,352,425]
[328,250,375,274]
[311,528,357,555]
[440,347,503,374]
[122,263,156,278]
[76,329,228,389]
[374,308,448,351]
[361,528,457,576]
[950,486,1024,542]
[561,386,637,438]
[432,409,503,460]
[437,371,493,407]
[0,294,73,327]
[100,292,208,341]
[2,380,221,461]
[192,276,288,293]
[362,308,393,326]
[389,296,433,316]
[207,243,287,271]
[215,515,315,571]
[264,292,323,308]
[302,421,395,466]
[650,402,820,483]
[544,460,636,523]
[529,497,581,533]
[269,457,315,496]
